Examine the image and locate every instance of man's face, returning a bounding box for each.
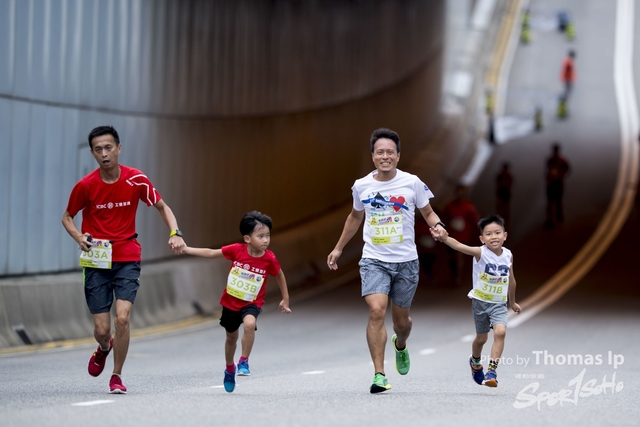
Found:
[371,138,400,173]
[91,135,121,171]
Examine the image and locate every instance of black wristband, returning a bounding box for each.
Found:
[435,221,446,229]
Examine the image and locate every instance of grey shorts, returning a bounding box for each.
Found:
[83,262,141,314]
[472,299,508,334]
[359,258,419,308]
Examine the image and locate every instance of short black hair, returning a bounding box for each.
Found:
[478,214,505,233]
[88,126,120,149]
[239,210,273,236]
[370,128,401,153]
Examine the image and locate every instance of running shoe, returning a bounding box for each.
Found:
[88,338,113,377]
[370,373,391,394]
[391,334,410,375]
[484,369,498,387]
[469,356,484,385]
[109,374,127,394]
[237,360,251,376]
[223,369,236,393]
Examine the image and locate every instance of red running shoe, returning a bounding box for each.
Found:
[88,338,113,377]
[109,374,127,394]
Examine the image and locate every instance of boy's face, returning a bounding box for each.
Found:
[244,223,271,252]
[479,222,507,251]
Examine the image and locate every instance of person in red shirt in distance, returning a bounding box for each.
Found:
[561,49,576,100]
[62,126,186,394]
[180,211,291,393]
[442,185,481,286]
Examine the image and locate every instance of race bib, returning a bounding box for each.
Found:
[473,272,508,302]
[226,266,264,301]
[79,239,113,269]
[369,213,404,245]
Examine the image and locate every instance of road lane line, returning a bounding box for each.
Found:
[510,0,640,328]
[419,348,436,355]
[460,334,475,342]
[302,371,325,375]
[72,400,114,407]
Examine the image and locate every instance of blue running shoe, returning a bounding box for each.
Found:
[223,369,236,392]
[469,356,484,385]
[237,360,251,376]
[484,369,498,387]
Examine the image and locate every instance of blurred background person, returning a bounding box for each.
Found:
[415,210,439,284]
[442,185,480,286]
[561,49,576,100]
[495,162,513,227]
[545,143,571,229]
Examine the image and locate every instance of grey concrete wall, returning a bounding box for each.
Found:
[0,0,444,276]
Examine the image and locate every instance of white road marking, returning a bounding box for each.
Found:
[302,370,325,375]
[72,400,114,407]
[461,334,475,342]
[419,348,436,356]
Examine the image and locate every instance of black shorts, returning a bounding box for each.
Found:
[83,262,141,314]
[219,305,261,333]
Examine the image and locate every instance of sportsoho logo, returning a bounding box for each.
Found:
[512,351,625,410]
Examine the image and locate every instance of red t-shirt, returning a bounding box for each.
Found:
[443,199,480,245]
[562,58,575,82]
[219,243,281,311]
[65,165,162,262]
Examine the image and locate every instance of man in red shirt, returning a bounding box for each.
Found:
[561,50,576,100]
[442,185,481,286]
[62,126,185,394]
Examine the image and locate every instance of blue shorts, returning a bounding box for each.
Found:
[359,258,419,308]
[471,299,508,334]
[83,262,141,314]
[219,305,261,333]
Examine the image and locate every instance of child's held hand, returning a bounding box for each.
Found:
[510,302,522,314]
[279,300,291,313]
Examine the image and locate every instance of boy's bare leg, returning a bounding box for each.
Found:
[225,330,239,366]
[472,333,488,359]
[240,315,257,358]
[490,324,507,362]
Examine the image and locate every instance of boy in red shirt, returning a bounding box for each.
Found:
[181,211,291,392]
[62,126,185,394]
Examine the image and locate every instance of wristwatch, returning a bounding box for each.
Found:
[170,229,183,238]
[435,221,446,229]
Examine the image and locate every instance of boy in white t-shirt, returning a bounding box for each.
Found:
[327,128,448,393]
[435,214,522,387]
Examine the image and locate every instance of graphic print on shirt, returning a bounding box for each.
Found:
[475,263,510,302]
[362,191,408,245]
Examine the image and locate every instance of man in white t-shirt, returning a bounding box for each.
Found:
[327,128,448,393]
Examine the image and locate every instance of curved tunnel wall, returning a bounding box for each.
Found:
[0,0,445,276]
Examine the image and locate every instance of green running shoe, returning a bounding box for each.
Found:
[370,373,391,394]
[391,334,410,375]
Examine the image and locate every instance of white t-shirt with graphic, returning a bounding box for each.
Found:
[352,169,434,262]
[468,245,512,303]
